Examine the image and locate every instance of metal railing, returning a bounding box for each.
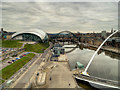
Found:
[75,74,119,87]
[1,54,40,88]
[1,42,53,89]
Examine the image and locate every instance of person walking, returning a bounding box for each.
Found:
[50,77,52,80]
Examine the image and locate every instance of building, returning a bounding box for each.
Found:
[52,44,65,56]
[0,28,15,40]
[106,37,120,48]
[11,29,48,42]
[101,31,107,39]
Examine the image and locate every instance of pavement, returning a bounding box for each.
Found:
[19,41,36,45]
[10,54,42,88]
[10,43,53,88]
[58,54,68,62]
[47,62,77,88]
[4,42,81,89]
[84,43,120,54]
[33,54,79,89]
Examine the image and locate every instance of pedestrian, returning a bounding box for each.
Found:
[69,83,70,86]
[37,73,39,76]
[50,77,51,80]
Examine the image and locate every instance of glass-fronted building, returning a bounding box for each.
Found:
[12,29,48,42]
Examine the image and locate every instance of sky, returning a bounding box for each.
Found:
[1,1,118,33]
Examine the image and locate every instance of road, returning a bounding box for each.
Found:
[11,43,53,88]
[0,52,36,71]
[11,54,42,88]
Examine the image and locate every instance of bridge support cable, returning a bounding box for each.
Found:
[82,30,119,76]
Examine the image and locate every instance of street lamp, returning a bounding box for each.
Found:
[82,30,119,76]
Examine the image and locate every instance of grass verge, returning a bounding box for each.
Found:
[0,53,35,80]
[0,40,1,47]
[0,80,5,84]
[24,42,49,53]
[2,40,22,48]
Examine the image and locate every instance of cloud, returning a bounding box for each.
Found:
[2,2,118,33]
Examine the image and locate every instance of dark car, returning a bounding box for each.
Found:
[52,54,59,57]
[8,61,12,63]
[54,60,58,61]
[12,60,16,62]
[12,54,18,57]
[20,56,23,58]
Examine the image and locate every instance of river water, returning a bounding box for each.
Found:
[65,44,119,82]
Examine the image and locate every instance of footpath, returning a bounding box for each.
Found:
[30,54,81,89]
[82,43,120,54]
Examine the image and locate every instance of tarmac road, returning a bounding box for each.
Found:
[11,43,53,88]
[11,54,42,88]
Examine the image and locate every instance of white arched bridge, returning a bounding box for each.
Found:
[50,30,120,89]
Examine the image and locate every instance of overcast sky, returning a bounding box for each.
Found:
[1,2,118,33]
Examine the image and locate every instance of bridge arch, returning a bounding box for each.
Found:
[56,31,79,39]
[51,31,80,44]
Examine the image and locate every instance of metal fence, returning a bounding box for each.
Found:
[1,53,40,88]
[1,42,53,89]
[76,74,119,87]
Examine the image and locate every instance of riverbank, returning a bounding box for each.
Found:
[81,43,120,54]
[65,43,119,89]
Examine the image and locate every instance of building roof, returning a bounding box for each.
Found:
[76,62,84,68]
[115,39,120,42]
[54,44,62,47]
[12,29,47,40]
[107,37,120,42]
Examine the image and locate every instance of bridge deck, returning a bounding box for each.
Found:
[72,69,119,88]
[73,74,119,88]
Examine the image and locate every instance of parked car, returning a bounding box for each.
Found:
[22,55,26,56]
[20,56,23,58]
[11,60,16,62]
[54,60,58,61]
[9,57,12,59]
[16,57,20,60]
[26,52,30,54]
[8,61,12,63]
[12,54,18,57]
[52,54,59,57]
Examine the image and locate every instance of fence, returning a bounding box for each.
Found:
[77,74,119,87]
[1,53,40,88]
